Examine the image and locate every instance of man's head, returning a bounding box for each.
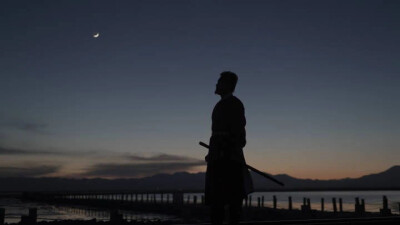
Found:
[215,71,238,96]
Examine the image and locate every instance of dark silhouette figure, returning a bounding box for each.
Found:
[205,71,253,225]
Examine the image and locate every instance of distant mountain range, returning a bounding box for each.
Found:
[0,166,399,192]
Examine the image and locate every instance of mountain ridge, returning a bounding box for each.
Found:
[0,166,399,192]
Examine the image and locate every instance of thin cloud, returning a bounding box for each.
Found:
[128,153,198,162]
[0,145,85,156]
[0,146,56,155]
[83,161,205,178]
[0,165,60,177]
[0,120,49,134]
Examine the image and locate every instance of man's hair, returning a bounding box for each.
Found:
[220,71,238,92]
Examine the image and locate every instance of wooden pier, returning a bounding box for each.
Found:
[10,191,399,224]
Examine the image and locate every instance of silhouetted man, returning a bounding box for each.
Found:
[205,71,253,225]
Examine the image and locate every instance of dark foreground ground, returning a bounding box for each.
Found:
[5,216,400,225]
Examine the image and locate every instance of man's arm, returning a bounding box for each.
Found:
[229,101,246,148]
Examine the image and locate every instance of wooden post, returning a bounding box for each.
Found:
[355,197,360,214]
[361,199,365,213]
[261,196,265,207]
[321,198,324,212]
[307,198,311,211]
[288,197,292,211]
[30,208,37,223]
[187,195,190,204]
[332,198,337,213]
[273,195,277,209]
[0,208,5,225]
[383,196,388,210]
[380,195,391,215]
[339,198,343,213]
[21,208,37,224]
[398,203,400,214]
[301,197,307,212]
[249,195,252,207]
[194,196,197,205]
[173,192,184,205]
[110,210,123,223]
[257,197,261,208]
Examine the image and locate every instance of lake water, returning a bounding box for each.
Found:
[248,190,400,213]
[0,197,179,224]
[1,191,399,224]
[185,190,400,213]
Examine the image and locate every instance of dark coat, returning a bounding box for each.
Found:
[205,95,253,205]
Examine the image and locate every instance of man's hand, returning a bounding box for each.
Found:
[205,154,210,162]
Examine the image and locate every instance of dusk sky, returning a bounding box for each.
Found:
[1,0,399,180]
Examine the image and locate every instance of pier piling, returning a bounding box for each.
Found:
[321,198,324,212]
[361,199,366,213]
[0,208,4,225]
[355,197,360,214]
[380,195,391,216]
[262,196,265,207]
[332,198,337,213]
[110,210,124,224]
[21,208,37,225]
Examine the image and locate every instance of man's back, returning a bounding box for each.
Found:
[210,95,246,163]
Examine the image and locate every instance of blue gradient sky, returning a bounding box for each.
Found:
[1,0,399,179]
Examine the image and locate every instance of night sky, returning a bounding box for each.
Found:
[1,0,399,179]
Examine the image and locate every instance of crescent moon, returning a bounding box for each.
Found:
[93,33,100,38]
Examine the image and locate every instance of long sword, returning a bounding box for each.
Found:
[199,141,284,186]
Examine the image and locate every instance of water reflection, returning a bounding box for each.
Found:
[0,198,179,224]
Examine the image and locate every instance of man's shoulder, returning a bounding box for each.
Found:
[216,95,244,108]
[229,95,244,107]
